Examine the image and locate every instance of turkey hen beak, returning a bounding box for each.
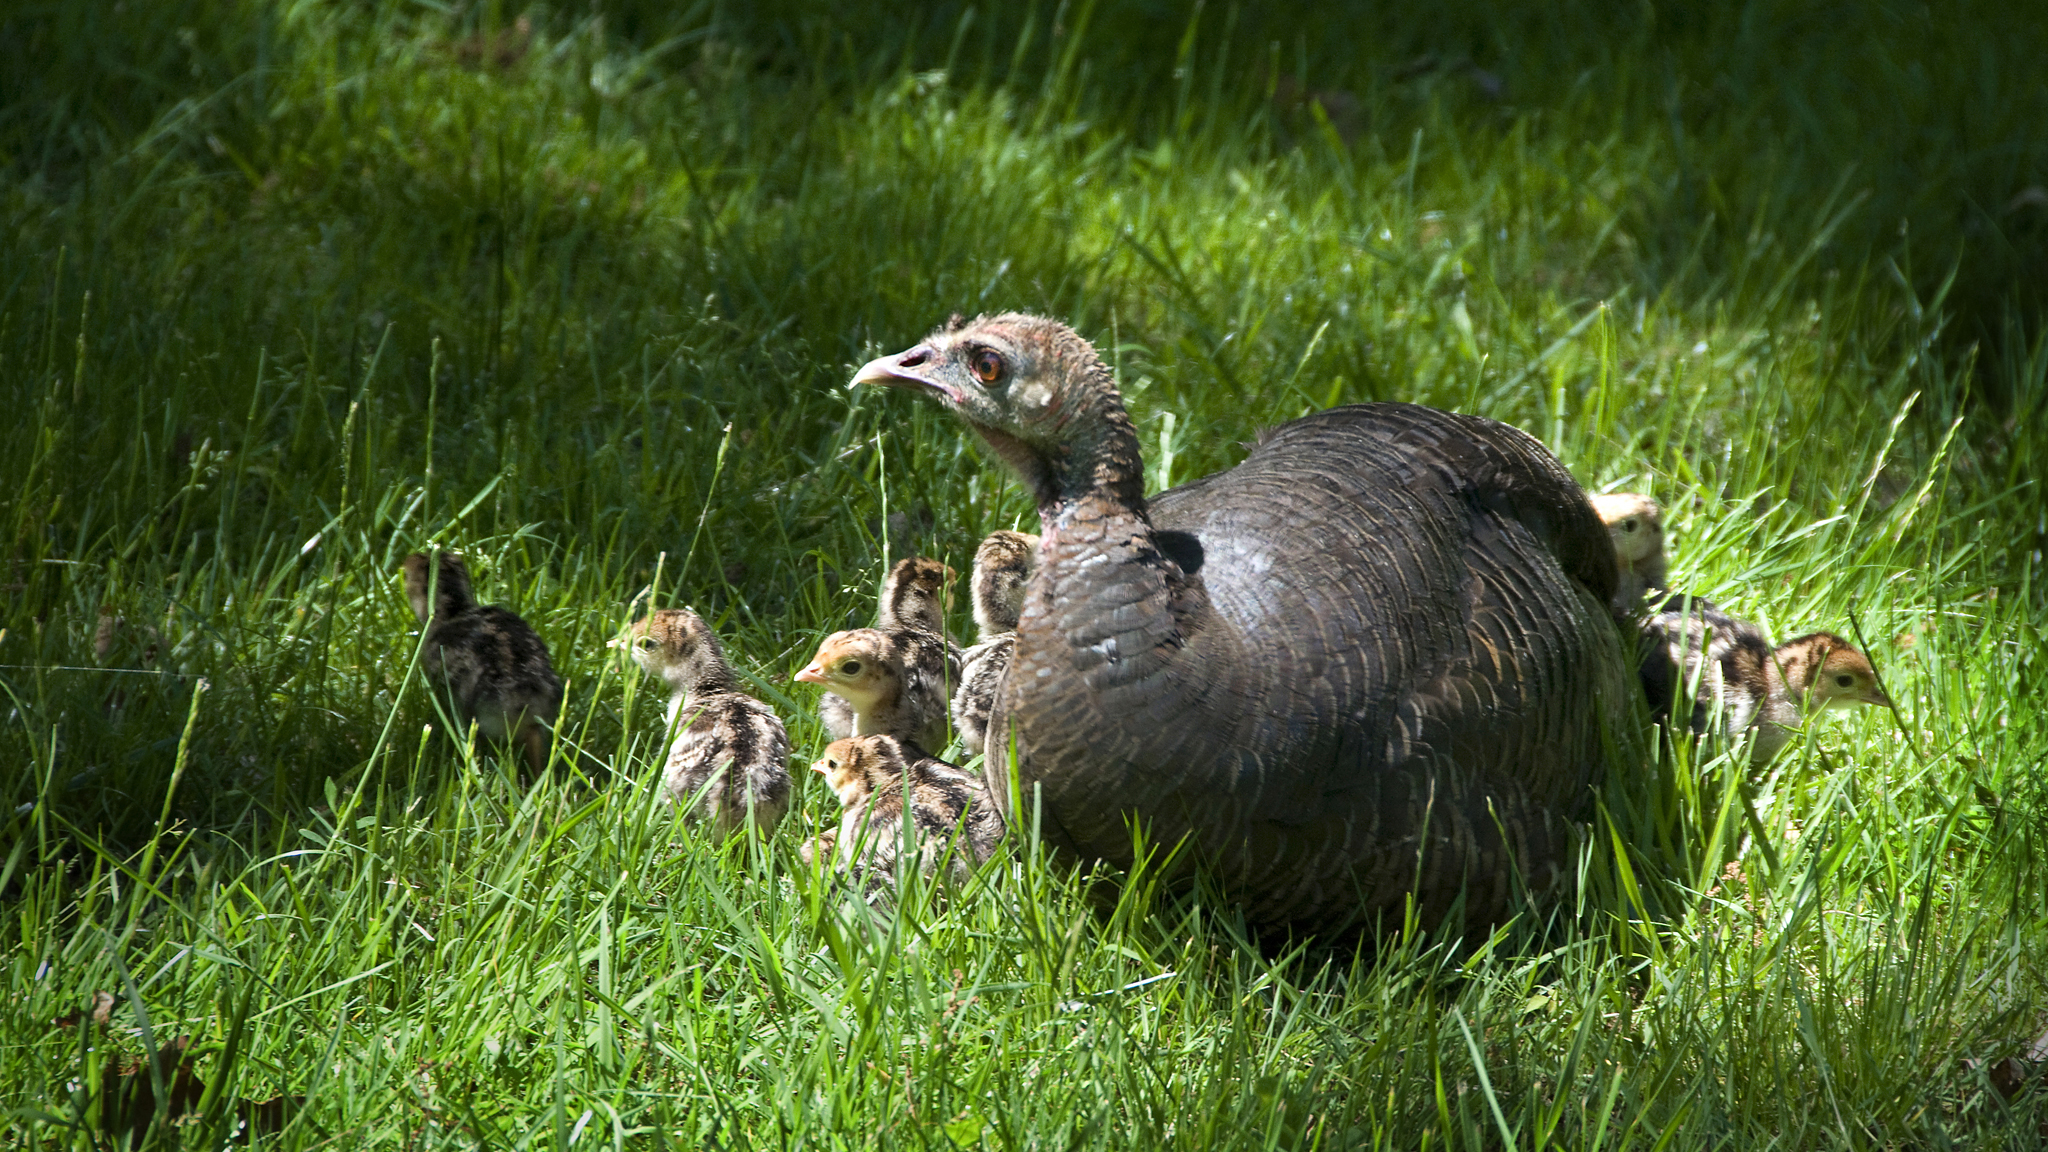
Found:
[851,345,964,405]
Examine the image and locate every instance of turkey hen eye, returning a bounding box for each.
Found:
[840,660,862,675]
[971,349,1003,383]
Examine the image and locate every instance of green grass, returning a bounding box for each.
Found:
[3,0,2046,1146]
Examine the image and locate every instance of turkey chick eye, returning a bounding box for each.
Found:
[840,660,862,675]
[971,349,1004,384]
[1835,674,1854,688]
[1621,519,1637,533]
[636,636,656,649]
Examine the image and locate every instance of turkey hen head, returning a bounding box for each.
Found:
[853,313,1143,516]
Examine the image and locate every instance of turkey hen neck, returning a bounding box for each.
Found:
[958,383,1146,528]
[955,371,1221,699]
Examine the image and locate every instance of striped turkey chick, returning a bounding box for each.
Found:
[797,829,838,868]
[1590,492,1667,612]
[403,551,563,777]
[613,608,791,834]
[817,557,961,739]
[800,627,955,751]
[951,530,1039,756]
[1639,593,1891,764]
[876,556,957,640]
[812,734,1004,883]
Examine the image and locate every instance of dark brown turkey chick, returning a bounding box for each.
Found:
[951,529,1039,757]
[1638,594,1891,764]
[403,551,563,777]
[1589,492,1668,613]
[854,312,1638,934]
[812,734,1004,883]
[612,608,791,834]
[796,628,953,751]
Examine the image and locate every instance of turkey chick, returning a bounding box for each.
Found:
[1639,593,1892,764]
[613,607,791,835]
[812,734,1004,883]
[797,829,838,868]
[1590,492,1667,613]
[800,627,955,751]
[818,557,960,738]
[876,556,957,639]
[951,530,1039,756]
[403,551,563,777]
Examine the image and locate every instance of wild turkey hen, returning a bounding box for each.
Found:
[854,312,1640,933]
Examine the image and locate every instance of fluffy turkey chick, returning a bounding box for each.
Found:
[797,829,838,868]
[799,627,955,751]
[403,552,563,777]
[817,557,961,738]
[1639,594,1891,764]
[1589,492,1667,612]
[951,530,1039,756]
[876,556,956,638]
[811,734,1004,883]
[612,608,791,834]
[967,530,1038,640]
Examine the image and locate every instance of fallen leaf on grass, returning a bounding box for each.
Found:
[1987,1055,2031,1099]
[74,1033,304,1144]
[53,991,115,1029]
[99,1036,207,1144]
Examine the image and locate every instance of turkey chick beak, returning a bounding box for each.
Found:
[851,344,965,405]
[794,660,829,686]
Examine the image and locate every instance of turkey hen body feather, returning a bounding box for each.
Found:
[992,404,1632,929]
